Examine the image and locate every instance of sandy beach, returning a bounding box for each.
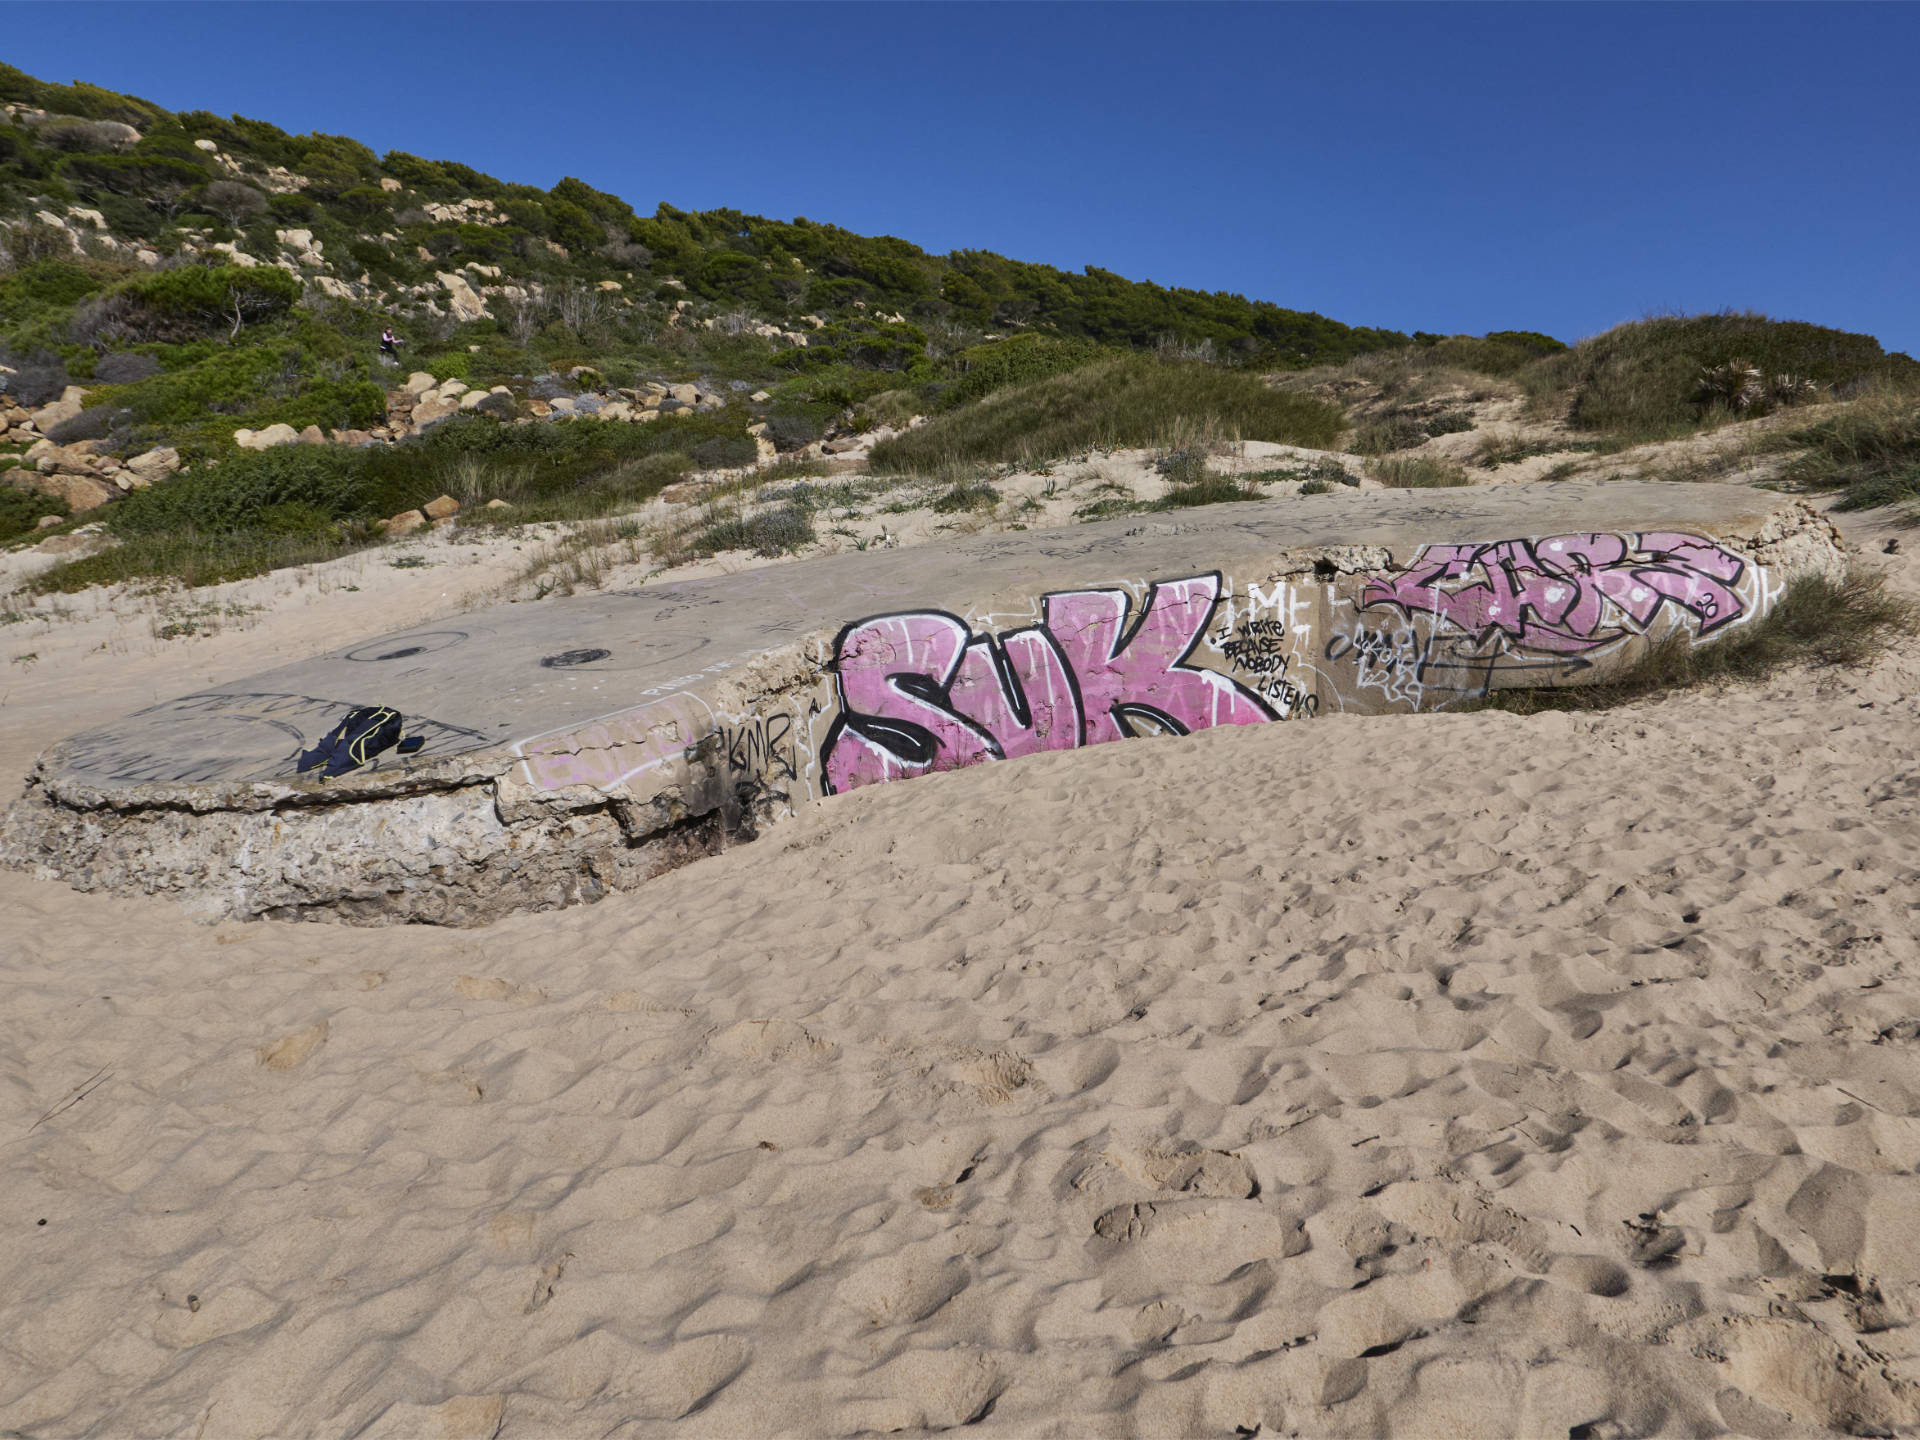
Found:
[1,494,1917,1437]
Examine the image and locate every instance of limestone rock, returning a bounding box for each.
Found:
[667,383,699,406]
[380,177,402,192]
[423,495,460,521]
[411,395,459,431]
[31,387,87,432]
[298,424,327,445]
[43,473,115,511]
[756,436,778,462]
[750,390,772,403]
[438,379,469,398]
[36,514,63,529]
[404,371,437,396]
[194,138,218,152]
[458,389,490,411]
[483,498,511,510]
[384,510,426,536]
[235,423,299,450]
[435,271,491,323]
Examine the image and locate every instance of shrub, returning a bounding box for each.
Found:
[0,481,66,542]
[1780,393,1920,511]
[1153,473,1262,509]
[692,435,756,469]
[201,179,267,228]
[91,350,161,384]
[764,413,823,452]
[122,263,300,336]
[940,333,1107,409]
[0,348,72,406]
[1554,313,1920,437]
[1366,455,1471,488]
[871,356,1346,471]
[931,481,998,513]
[108,445,377,535]
[689,502,814,558]
[422,351,470,381]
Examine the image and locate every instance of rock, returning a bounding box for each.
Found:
[483,498,510,510]
[36,514,62,528]
[411,395,459,430]
[527,400,551,419]
[416,246,435,263]
[298,424,327,445]
[43,473,115,511]
[471,392,515,419]
[438,379,469,398]
[667,383,700,406]
[31,387,86,431]
[750,390,772,403]
[756,436,778,463]
[434,271,491,323]
[547,396,576,417]
[123,447,181,483]
[423,495,460,521]
[596,280,622,292]
[194,138,218,152]
[404,371,437,396]
[384,510,427,536]
[235,423,299,450]
[380,177,402,192]
[23,439,56,463]
[747,421,768,436]
[458,389,490,411]
[822,436,865,455]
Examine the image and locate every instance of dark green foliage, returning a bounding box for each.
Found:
[1551,313,1920,436]
[121,263,300,336]
[872,356,1346,471]
[941,334,1108,409]
[0,482,66,542]
[692,435,756,469]
[108,445,375,536]
[1473,569,1916,714]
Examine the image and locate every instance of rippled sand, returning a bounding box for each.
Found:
[4,509,1920,1437]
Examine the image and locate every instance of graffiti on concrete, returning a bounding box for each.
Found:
[819,573,1274,793]
[1359,531,1749,655]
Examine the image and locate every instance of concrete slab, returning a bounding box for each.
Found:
[2,481,1845,924]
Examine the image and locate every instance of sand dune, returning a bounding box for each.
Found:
[4,508,1920,1437]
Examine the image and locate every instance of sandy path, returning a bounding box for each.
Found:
[3,509,1919,1437]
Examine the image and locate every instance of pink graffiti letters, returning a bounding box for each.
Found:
[820,572,1274,794]
[1360,531,1748,655]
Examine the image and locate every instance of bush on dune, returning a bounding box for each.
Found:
[869,355,1345,471]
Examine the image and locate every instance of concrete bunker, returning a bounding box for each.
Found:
[1,482,1846,925]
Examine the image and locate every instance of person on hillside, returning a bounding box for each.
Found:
[379,326,399,360]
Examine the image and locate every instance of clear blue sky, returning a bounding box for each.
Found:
[8,2,1916,354]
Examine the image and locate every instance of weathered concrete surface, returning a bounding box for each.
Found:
[2,482,1845,924]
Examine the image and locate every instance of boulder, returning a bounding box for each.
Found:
[423,494,460,521]
[410,395,459,431]
[23,439,56,463]
[36,514,63,529]
[750,390,772,403]
[122,447,181,485]
[483,498,511,510]
[404,371,438,396]
[384,510,427,536]
[434,271,491,323]
[194,138,218,153]
[600,401,633,421]
[235,423,299,450]
[298,424,327,445]
[547,396,577,417]
[667,383,700,406]
[32,387,87,432]
[756,436,778,463]
[438,379,469,398]
[42,473,115,511]
[458,389,490,411]
[380,177,402,192]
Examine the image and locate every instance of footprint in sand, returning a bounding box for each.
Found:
[254,1020,328,1072]
[835,1245,971,1326]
